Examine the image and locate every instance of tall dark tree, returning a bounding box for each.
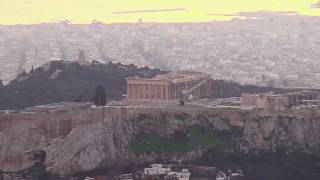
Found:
[0,169,3,180]
[93,86,107,106]
[0,79,4,89]
[30,65,34,74]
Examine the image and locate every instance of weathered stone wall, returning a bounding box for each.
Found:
[1,105,320,177]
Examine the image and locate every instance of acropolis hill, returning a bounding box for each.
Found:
[1,100,320,177]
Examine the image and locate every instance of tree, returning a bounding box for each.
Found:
[0,79,4,89]
[93,86,107,106]
[22,70,27,76]
[30,65,34,74]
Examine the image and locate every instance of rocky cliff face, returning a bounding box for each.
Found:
[1,104,320,177]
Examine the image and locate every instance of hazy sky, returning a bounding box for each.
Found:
[1,0,320,24]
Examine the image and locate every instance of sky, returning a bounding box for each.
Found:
[0,0,320,24]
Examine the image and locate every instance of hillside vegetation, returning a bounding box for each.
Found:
[131,125,234,155]
[0,61,164,110]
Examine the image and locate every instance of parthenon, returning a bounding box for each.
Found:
[126,71,212,101]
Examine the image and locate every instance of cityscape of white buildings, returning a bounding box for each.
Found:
[0,13,320,88]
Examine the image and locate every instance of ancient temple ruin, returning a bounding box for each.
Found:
[241,90,320,111]
[126,71,211,101]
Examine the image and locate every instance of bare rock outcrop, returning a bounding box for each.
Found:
[1,105,320,177]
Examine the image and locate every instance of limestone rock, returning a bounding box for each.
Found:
[1,106,320,177]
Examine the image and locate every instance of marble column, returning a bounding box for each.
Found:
[164,85,167,100]
[166,85,170,100]
[135,84,139,99]
[159,84,162,100]
[136,84,139,99]
[168,85,171,99]
[147,84,150,99]
[159,85,162,100]
[133,84,136,99]
[129,84,132,99]
[174,85,177,99]
[131,84,134,99]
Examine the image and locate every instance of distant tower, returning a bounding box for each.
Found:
[78,50,86,64]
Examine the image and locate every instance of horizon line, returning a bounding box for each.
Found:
[1,13,319,26]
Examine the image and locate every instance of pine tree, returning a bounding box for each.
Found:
[93,86,107,106]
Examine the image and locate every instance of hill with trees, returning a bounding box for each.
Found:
[0,61,164,110]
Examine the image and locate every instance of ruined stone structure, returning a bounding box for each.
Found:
[241,92,289,111]
[126,71,211,101]
[286,90,320,107]
[241,90,320,111]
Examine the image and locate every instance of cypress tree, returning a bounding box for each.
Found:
[93,86,107,106]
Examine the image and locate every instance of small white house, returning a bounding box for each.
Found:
[143,164,171,176]
[176,169,191,180]
[216,171,227,180]
[143,164,191,180]
[119,173,134,180]
[84,177,95,180]
[164,169,191,180]
[231,172,242,177]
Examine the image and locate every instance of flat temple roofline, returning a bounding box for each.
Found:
[126,75,211,84]
[127,81,171,85]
